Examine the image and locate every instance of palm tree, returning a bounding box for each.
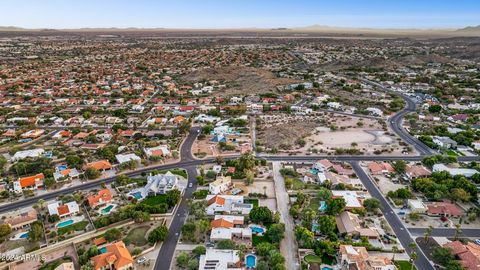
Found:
[409,241,418,270]
[410,251,417,270]
[424,225,433,243]
[392,245,399,262]
[454,223,462,240]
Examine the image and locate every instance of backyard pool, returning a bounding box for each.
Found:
[319,201,327,212]
[56,219,74,228]
[130,191,143,200]
[100,204,117,215]
[11,231,29,240]
[246,254,256,268]
[99,247,107,253]
[249,225,266,235]
[322,267,333,270]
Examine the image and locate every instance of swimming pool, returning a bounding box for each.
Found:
[130,191,143,200]
[250,225,265,235]
[321,267,333,270]
[100,204,116,214]
[99,247,107,254]
[319,201,327,212]
[56,164,68,171]
[19,232,29,239]
[56,219,74,228]
[246,254,256,268]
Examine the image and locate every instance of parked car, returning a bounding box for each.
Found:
[137,257,147,264]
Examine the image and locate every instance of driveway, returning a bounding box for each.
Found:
[272,161,299,270]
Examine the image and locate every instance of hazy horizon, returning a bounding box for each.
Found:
[1,0,480,30]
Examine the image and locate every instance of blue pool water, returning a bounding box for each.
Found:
[99,247,107,254]
[101,205,114,214]
[20,232,29,239]
[57,219,74,228]
[246,255,256,268]
[130,191,143,200]
[319,201,327,212]
[57,164,68,171]
[322,267,333,270]
[250,226,265,234]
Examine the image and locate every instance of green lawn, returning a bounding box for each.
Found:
[292,178,305,190]
[252,234,271,247]
[141,194,167,206]
[245,198,259,207]
[308,197,320,211]
[57,221,88,235]
[395,261,417,270]
[304,254,322,264]
[446,150,458,156]
[124,226,149,246]
[159,169,188,178]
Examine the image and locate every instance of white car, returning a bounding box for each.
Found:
[475,239,480,245]
[137,257,147,264]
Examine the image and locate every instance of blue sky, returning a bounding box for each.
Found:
[2,0,479,29]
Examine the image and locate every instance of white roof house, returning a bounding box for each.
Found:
[115,153,141,164]
[12,148,45,161]
[332,190,371,209]
[432,163,478,178]
[144,145,171,158]
[408,199,428,213]
[129,171,178,200]
[206,195,253,215]
[209,176,233,195]
[199,249,241,270]
[210,227,252,242]
[47,201,80,217]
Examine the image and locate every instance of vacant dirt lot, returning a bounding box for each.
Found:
[180,66,298,97]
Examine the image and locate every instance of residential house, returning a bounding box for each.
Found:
[405,165,431,179]
[407,199,428,214]
[87,189,113,208]
[4,209,38,230]
[47,201,80,217]
[115,153,141,164]
[199,249,241,270]
[53,165,81,182]
[90,241,133,270]
[427,201,463,217]
[206,195,253,215]
[443,241,480,270]
[128,171,178,200]
[332,190,371,210]
[432,136,458,149]
[336,211,379,239]
[144,145,171,159]
[209,175,233,195]
[13,173,44,193]
[367,162,395,175]
[84,160,113,172]
[12,148,45,161]
[432,163,478,178]
[337,245,395,270]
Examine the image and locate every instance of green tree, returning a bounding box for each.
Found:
[148,225,169,244]
[318,215,336,235]
[166,189,181,207]
[325,198,346,215]
[85,167,101,179]
[216,239,236,249]
[392,160,406,174]
[104,228,122,242]
[249,206,273,224]
[256,242,277,256]
[266,223,285,243]
[0,224,12,238]
[176,252,190,267]
[28,221,44,242]
[192,246,206,256]
[432,247,455,266]
[363,198,381,212]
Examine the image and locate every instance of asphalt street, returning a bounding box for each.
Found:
[351,161,434,270]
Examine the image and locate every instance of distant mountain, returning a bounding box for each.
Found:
[457,25,480,31]
[0,26,25,31]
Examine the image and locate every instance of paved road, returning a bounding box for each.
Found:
[361,78,434,155]
[153,126,200,270]
[409,228,480,238]
[272,161,299,270]
[351,161,434,270]
[154,165,198,270]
